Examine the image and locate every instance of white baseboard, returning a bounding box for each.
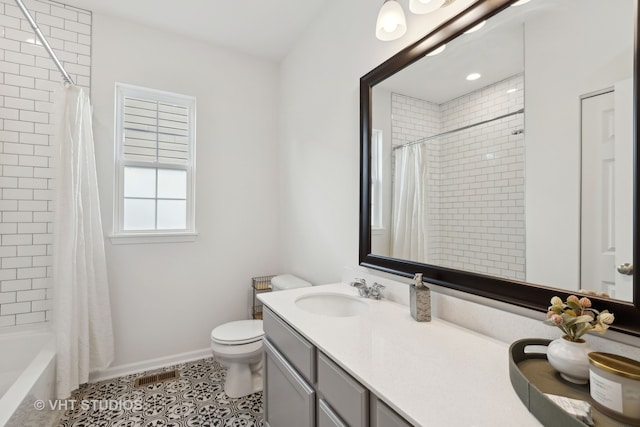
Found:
[89,348,212,383]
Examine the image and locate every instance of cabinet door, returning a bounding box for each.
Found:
[317,352,368,427]
[371,395,412,427]
[264,339,315,427]
[318,399,347,427]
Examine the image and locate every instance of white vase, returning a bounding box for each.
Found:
[547,336,594,384]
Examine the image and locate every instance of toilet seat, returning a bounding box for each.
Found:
[211,320,263,345]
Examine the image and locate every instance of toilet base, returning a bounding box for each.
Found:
[223,359,263,398]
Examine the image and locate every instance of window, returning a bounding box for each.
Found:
[371,129,383,230]
[112,84,196,243]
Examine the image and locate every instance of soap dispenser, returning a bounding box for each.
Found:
[410,273,431,322]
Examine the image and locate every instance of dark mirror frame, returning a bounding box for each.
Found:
[360,0,640,336]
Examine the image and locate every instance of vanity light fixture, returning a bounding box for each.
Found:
[376,0,407,41]
[410,0,446,14]
[464,20,486,34]
[466,72,481,81]
[376,0,450,41]
[426,44,446,56]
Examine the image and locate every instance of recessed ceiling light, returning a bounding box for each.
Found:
[426,44,446,56]
[506,88,518,94]
[464,21,486,34]
[466,73,481,81]
[511,0,531,6]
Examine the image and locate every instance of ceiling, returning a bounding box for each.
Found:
[376,1,568,104]
[57,0,329,60]
[378,2,533,104]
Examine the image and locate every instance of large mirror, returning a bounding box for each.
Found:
[360,0,640,335]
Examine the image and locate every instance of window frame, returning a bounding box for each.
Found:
[111,83,197,244]
[370,128,384,232]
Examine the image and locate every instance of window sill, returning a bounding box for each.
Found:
[109,231,198,245]
[371,227,386,236]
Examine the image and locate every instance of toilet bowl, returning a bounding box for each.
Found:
[210,274,312,398]
[211,320,264,398]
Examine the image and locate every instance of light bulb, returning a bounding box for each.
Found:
[376,0,407,41]
[426,44,446,56]
[383,20,399,33]
[410,0,445,14]
[464,21,486,34]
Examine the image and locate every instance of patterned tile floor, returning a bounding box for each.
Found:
[57,357,264,427]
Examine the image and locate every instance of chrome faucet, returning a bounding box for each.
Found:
[369,282,385,300]
[349,278,385,299]
[350,278,368,297]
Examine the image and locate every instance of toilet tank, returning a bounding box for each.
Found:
[271,274,312,292]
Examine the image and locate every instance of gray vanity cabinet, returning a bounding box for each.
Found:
[263,307,316,427]
[264,339,315,427]
[263,307,412,427]
[318,398,347,427]
[370,395,413,427]
[317,352,368,427]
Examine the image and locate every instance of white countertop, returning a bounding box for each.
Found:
[258,283,542,427]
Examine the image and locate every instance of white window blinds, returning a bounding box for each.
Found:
[123,97,190,164]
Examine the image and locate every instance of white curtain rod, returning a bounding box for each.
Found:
[14,0,75,85]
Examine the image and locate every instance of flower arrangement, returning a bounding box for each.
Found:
[544,295,615,342]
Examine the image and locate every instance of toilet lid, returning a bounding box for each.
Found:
[211,320,264,344]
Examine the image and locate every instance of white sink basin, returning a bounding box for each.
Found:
[295,292,370,317]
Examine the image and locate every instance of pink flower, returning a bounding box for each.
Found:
[567,295,580,304]
[579,297,591,308]
[549,314,563,326]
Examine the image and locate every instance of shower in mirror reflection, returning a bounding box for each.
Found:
[386,83,526,280]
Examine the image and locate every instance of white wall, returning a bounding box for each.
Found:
[91,14,280,368]
[525,0,634,289]
[278,0,476,284]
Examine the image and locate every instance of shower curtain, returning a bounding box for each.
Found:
[391,144,427,261]
[53,85,114,399]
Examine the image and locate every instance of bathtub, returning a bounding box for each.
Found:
[0,327,59,427]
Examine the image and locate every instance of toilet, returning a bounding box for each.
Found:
[210,274,312,398]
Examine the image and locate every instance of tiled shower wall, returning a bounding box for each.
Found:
[391,74,525,280]
[0,0,91,327]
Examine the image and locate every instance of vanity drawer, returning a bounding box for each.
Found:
[317,351,368,427]
[263,306,316,384]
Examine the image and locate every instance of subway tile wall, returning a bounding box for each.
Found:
[0,0,91,328]
[391,74,525,281]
